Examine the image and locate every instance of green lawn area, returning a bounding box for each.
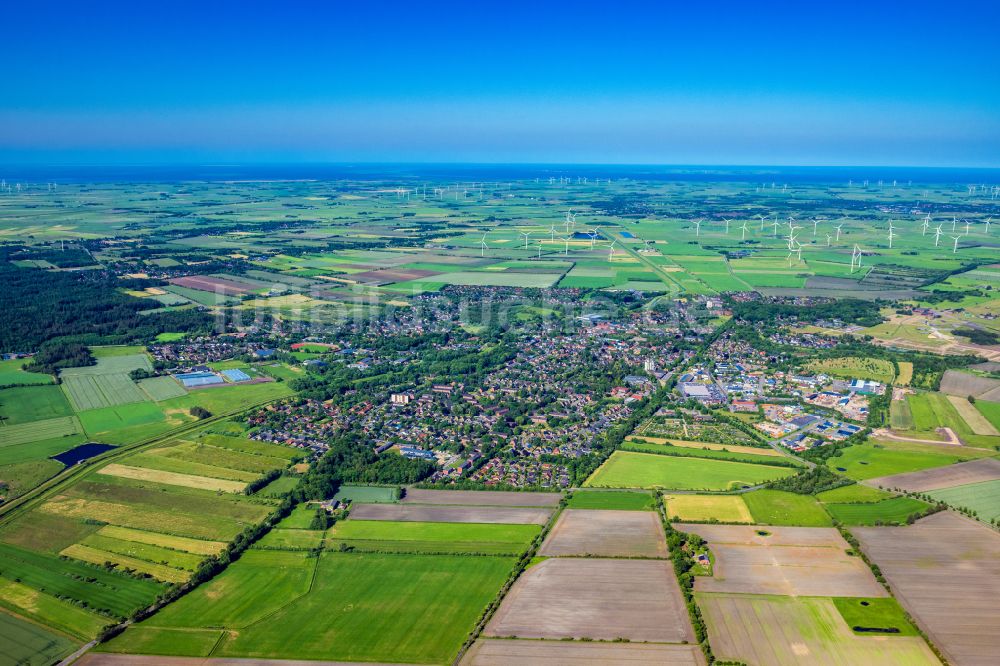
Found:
[328,519,541,555]
[742,489,833,526]
[927,479,1000,523]
[255,475,300,497]
[585,451,796,490]
[566,489,654,510]
[621,440,801,466]
[0,385,74,425]
[106,551,515,664]
[824,497,930,526]
[832,597,919,636]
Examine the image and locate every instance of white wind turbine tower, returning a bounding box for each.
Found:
[985,216,993,234]
[771,218,780,237]
[887,227,896,249]
[693,219,703,237]
[562,237,570,255]
[920,217,930,235]
[589,227,601,248]
[963,219,971,236]
[536,243,543,259]
[519,231,531,249]
[951,235,961,253]
[826,233,832,246]
[951,215,957,232]
[549,224,558,241]
[757,213,767,231]
[479,233,489,257]
[722,218,731,234]
[933,224,943,247]
[812,217,822,236]
[607,240,617,260]
[834,222,844,242]
[740,221,749,240]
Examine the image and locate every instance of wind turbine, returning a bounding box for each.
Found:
[951,235,961,253]
[812,217,822,236]
[826,233,832,246]
[920,217,930,235]
[519,231,531,249]
[951,216,957,232]
[479,233,489,257]
[722,218,731,234]
[549,224,558,241]
[740,221,749,240]
[562,237,570,255]
[608,240,617,260]
[963,219,971,236]
[933,224,943,247]
[589,227,601,248]
[536,243,543,258]
[887,228,896,249]
[834,223,844,242]
[757,213,767,231]
[985,216,993,234]
[771,219,780,237]
[693,219,703,237]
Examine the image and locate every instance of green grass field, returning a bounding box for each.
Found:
[106,551,515,664]
[328,519,541,554]
[0,358,54,386]
[806,357,896,384]
[137,376,188,401]
[0,385,72,424]
[975,400,1000,431]
[927,479,1000,523]
[0,577,108,640]
[665,494,752,523]
[816,484,892,503]
[566,489,654,510]
[832,597,919,636]
[254,528,325,550]
[621,440,800,466]
[585,451,796,490]
[256,475,300,497]
[742,489,833,526]
[0,415,82,447]
[61,373,148,411]
[0,542,165,619]
[824,497,930,526]
[827,443,974,480]
[0,610,78,665]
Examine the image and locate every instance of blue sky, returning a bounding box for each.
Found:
[1,0,998,166]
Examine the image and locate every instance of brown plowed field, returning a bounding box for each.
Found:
[484,558,693,642]
[347,503,551,525]
[461,639,705,665]
[854,512,1000,666]
[681,525,885,597]
[539,509,667,558]
[401,488,561,507]
[168,275,254,294]
[866,457,1000,493]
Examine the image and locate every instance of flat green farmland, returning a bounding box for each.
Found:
[80,533,206,570]
[585,451,796,490]
[122,452,260,483]
[256,475,300,497]
[826,443,971,480]
[566,489,655,510]
[137,376,188,401]
[61,373,148,411]
[0,358,54,386]
[976,401,1000,431]
[332,484,399,503]
[824,497,931,526]
[328,519,541,554]
[151,439,288,474]
[120,551,515,663]
[0,577,108,640]
[927,479,1000,523]
[254,528,325,550]
[0,611,78,665]
[743,489,833,527]
[199,433,301,460]
[0,415,82,447]
[0,385,72,424]
[0,543,165,619]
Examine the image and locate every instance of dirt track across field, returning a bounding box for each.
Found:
[401,488,562,507]
[854,512,1000,666]
[484,558,693,642]
[348,502,551,525]
[461,639,705,665]
[865,457,1000,493]
[680,524,885,598]
[539,509,667,558]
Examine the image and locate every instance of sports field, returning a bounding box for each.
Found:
[585,451,796,490]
